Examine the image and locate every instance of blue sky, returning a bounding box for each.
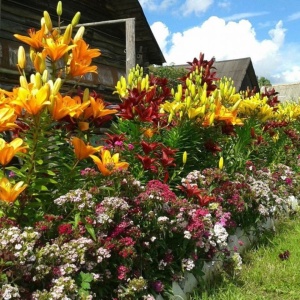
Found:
[138,0,300,84]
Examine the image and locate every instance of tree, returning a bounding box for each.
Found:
[257,76,271,88]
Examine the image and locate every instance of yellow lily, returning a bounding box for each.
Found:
[71,137,102,161]
[0,138,27,166]
[0,177,27,203]
[0,107,18,132]
[90,149,129,176]
[12,80,50,115]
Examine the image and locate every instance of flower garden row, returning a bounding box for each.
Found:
[1,2,300,299]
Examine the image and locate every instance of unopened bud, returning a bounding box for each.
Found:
[17,46,26,69]
[56,1,63,16]
[83,88,90,102]
[73,26,85,42]
[63,24,73,45]
[20,76,28,89]
[71,12,81,27]
[183,151,187,164]
[52,78,62,96]
[43,11,53,31]
[219,157,224,170]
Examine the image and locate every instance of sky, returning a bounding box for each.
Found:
[138,0,300,85]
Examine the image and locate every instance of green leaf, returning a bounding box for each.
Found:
[46,170,56,176]
[74,213,81,228]
[36,159,44,165]
[85,223,96,241]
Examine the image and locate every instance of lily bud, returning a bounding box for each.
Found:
[56,1,62,16]
[34,72,42,89]
[219,156,224,170]
[63,24,73,45]
[182,151,187,164]
[20,76,28,89]
[42,70,48,83]
[52,78,62,96]
[43,11,53,31]
[17,46,26,69]
[29,47,36,63]
[73,26,85,42]
[71,12,81,27]
[83,88,90,102]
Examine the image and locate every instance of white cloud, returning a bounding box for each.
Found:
[138,0,177,11]
[179,0,214,16]
[150,16,300,84]
[217,1,231,9]
[223,11,269,22]
[150,22,170,54]
[287,11,300,21]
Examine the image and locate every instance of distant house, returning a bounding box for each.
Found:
[0,0,165,99]
[272,82,300,102]
[175,57,259,92]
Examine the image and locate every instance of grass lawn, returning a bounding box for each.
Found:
[191,215,300,300]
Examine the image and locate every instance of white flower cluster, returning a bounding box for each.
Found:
[96,247,111,263]
[0,284,21,300]
[181,258,195,271]
[181,170,202,187]
[0,226,40,265]
[32,276,79,299]
[54,189,94,211]
[211,224,228,249]
[101,197,129,211]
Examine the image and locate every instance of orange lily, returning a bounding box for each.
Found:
[0,138,27,166]
[0,177,27,203]
[90,149,129,176]
[68,39,100,77]
[14,25,46,51]
[50,93,90,121]
[43,36,76,62]
[12,82,50,115]
[84,97,118,119]
[0,107,18,132]
[71,137,103,161]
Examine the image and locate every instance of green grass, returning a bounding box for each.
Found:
[191,216,300,300]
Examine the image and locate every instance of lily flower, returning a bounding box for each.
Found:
[14,25,46,51]
[0,177,27,203]
[71,137,103,161]
[90,149,129,176]
[83,97,117,119]
[0,138,27,166]
[68,39,100,77]
[43,36,76,62]
[12,81,50,115]
[50,93,90,121]
[0,107,18,132]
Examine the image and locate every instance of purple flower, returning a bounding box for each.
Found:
[152,280,164,293]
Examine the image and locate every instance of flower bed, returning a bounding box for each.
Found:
[1,2,300,299]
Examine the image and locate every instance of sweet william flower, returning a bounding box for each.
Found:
[0,177,27,203]
[0,138,27,166]
[71,137,103,161]
[90,149,129,176]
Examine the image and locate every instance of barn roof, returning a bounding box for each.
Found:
[175,57,259,92]
[213,57,258,91]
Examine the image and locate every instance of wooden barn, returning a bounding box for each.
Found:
[0,0,165,99]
